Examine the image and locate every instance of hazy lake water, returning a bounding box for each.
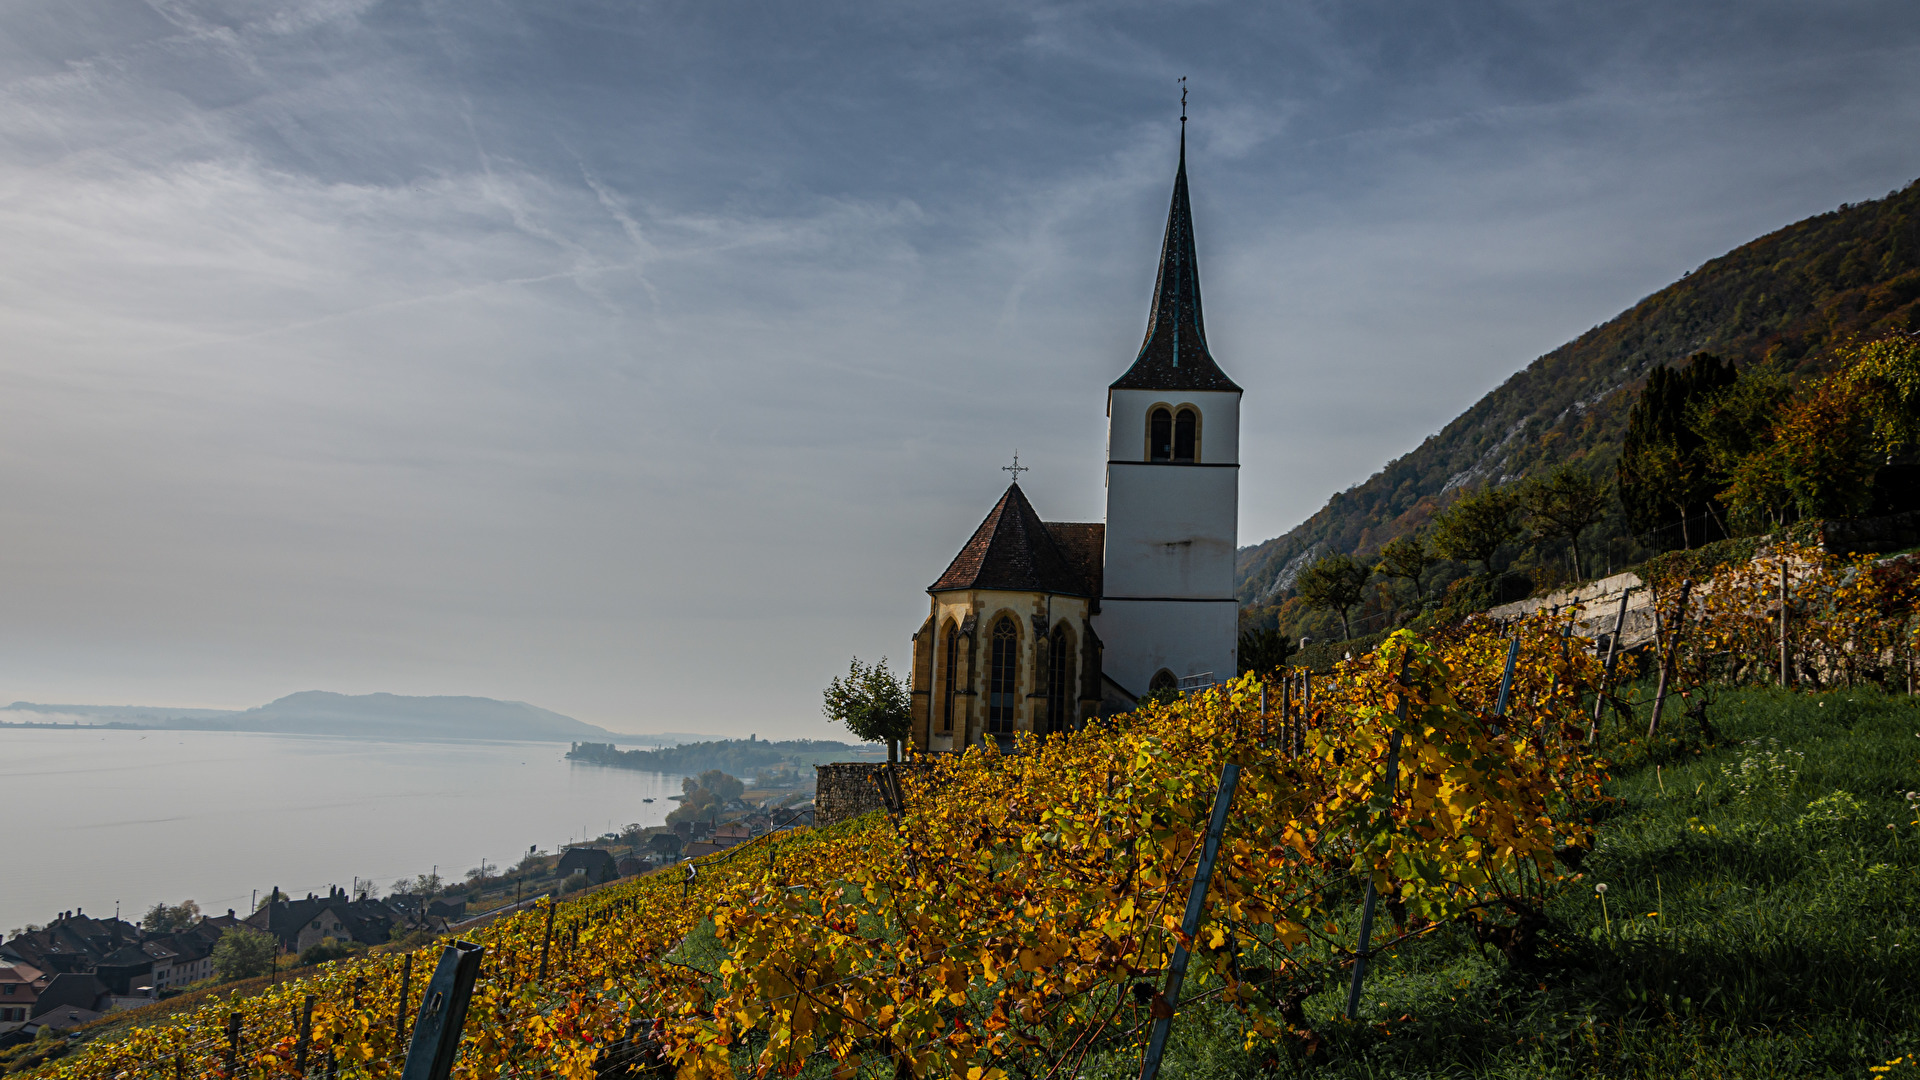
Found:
[0,727,681,934]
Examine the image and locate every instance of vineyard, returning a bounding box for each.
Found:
[27,542,1918,1080]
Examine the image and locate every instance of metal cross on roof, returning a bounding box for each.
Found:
[1003,451,1029,484]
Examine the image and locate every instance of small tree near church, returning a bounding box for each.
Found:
[823,656,912,763]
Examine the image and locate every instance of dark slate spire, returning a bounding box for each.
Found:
[1109,123,1242,393]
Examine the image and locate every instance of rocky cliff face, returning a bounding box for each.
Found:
[1238,179,1920,611]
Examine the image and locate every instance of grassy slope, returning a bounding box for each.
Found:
[1236,179,1920,622]
[1096,686,1920,1079]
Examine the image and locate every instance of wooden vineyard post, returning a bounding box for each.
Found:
[1590,588,1633,740]
[538,899,556,983]
[1648,579,1693,739]
[1302,670,1312,757]
[295,994,316,1075]
[1137,757,1242,1080]
[1779,560,1791,688]
[224,1012,241,1078]
[396,953,414,1047]
[1344,670,1409,1022]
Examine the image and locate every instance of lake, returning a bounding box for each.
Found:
[0,726,681,935]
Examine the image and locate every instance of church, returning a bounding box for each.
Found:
[906,124,1242,753]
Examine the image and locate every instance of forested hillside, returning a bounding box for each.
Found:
[1238,179,1920,632]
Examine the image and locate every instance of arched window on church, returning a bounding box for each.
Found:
[1046,624,1072,734]
[1174,408,1198,462]
[988,617,1018,735]
[941,626,958,733]
[1149,669,1178,694]
[1149,407,1172,461]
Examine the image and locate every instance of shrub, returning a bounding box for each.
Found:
[299,938,354,966]
[210,926,276,981]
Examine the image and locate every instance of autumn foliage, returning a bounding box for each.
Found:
[33,618,1615,1080]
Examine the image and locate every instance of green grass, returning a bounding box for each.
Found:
[1085,685,1920,1080]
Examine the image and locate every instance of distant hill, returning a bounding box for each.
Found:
[3,691,620,742]
[1238,178,1920,612]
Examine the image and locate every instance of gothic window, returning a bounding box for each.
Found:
[1046,624,1072,734]
[988,617,1018,735]
[941,627,958,733]
[1149,408,1172,461]
[1149,669,1178,693]
[1174,408,1197,462]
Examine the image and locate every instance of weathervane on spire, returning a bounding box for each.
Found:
[1003,451,1029,484]
[1179,76,1187,124]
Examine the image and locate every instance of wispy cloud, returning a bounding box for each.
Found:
[0,0,1916,732]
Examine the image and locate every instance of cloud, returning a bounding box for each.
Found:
[0,0,1916,732]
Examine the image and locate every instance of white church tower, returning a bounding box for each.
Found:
[1094,122,1242,700]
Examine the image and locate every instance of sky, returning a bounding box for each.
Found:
[2,0,1918,738]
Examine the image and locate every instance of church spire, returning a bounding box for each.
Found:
[1109,107,1241,394]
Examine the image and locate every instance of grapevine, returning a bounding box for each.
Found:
[32,617,1620,1080]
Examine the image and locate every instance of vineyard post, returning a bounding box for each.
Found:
[1589,588,1633,741]
[397,953,413,1048]
[1258,684,1266,747]
[1648,580,1693,739]
[1492,636,1519,734]
[1543,607,1575,727]
[224,1012,241,1079]
[1779,560,1790,688]
[295,994,316,1074]
[1344,682,1408,1022]
[1137,757,1242,1080]
[400,940,485,1080]
[1282,673,1293,754]
[1303,670,1312,757]
[538,899,555,983]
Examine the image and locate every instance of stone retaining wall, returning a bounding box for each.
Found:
[813,763,935,827]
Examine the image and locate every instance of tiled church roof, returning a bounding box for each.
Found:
[1109,125,1242,394]
[1043,521,1105,610]
[929,484,1099,598]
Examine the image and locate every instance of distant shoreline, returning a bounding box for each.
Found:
[0,691,695,745]
[0,719,685,746]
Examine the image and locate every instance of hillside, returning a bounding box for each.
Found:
[1237,179,1920,612]
[4,691,618,742]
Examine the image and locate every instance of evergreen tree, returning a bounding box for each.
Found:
[1617,353,1737,547]
[1236,627,1296,677]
